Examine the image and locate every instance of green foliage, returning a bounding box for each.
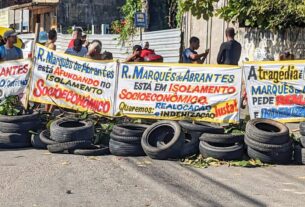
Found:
[0,96,22,116]
[181,155,269,168]
[111,0,142,43]
[217,0,305,30]
[180,0,218,20]
[176,0,184,28]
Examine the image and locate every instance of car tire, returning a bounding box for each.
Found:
[178,120,224,133]
[199,141,244,160]
[47,140,92,153]
[50,118,94,143]
[141,121,184,160]
[247,146,292,164]
[245,135,293,152]
[246,118,289,144]
[109,139,145,156]
[0,121,41,133]
[199,133,244,144]
[112,124,148,137]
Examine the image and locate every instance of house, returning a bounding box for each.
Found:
[0,0,124,33]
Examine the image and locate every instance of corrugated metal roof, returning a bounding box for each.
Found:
[20,29,181,63]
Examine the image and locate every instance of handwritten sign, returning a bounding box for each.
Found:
[29,44,117,116]
[0,59,31,101]
[116,63,242,123]
[244,60,305,122]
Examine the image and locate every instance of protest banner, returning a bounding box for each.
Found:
[244,60,305,122]
[115,63,242,123]
[0,59,31,101]
[29,44,117,116]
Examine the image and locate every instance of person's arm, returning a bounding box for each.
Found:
[217,43,225,64]
[126,50,141,62]
[189,51,208,60]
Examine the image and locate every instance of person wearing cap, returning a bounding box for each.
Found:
[217,27,242,65]
[68,27,82,49]
[38,31,48,45]
[126,45,144,62]
[65,39,88,57]
[0,30,23,61]
[45,29,57,51]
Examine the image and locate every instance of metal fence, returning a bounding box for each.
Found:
[20,28,182,63]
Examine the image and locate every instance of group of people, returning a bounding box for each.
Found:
[37,27,113,61]
[182,27,242,65]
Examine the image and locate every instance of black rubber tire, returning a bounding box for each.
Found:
[0,121,41,133]
[0,132,31,148]
[180,132,201,158]
[199,141,244,160]
[47,140,92,153]
[199,133,244,144]
[50,118,94,143]
[39,130,57,145]
[109,139,145,156]
[300,136,305,148]
[110,133,141,144]
[0,132,31,144]
[245,135,293,152]
[141,121,184,160]
[246,118,289,144]
[178,120,224,133]
[294,145,305,165]
[72,145,110,156]
[0,111,39,123]
[247,146,292,164]
[300,122,305,136]
[157,131,201,158]
[112,124,148,137]
[31,132,47,149]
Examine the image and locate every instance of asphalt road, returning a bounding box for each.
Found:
[0,149,305,207]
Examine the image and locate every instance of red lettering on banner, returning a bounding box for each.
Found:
[276,95,305,105]
[0,64,29,77]
[32,79,111,113]
[215,100,238,117]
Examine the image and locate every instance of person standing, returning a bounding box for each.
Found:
[68,27,82,49]
[182,37,209,64]
[0,30,23,61]
[45,29,57,51]
[217,27,242,65]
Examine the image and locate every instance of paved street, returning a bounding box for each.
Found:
[0,149,305,207]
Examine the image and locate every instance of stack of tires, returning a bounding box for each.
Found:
[40,118,109,156]
[294,122,305,164]
[0,112,41,148]
[199,133,245,160]
[141,120,224,160]
[109,124,147,156]
[179,121,225,158]
[245,119,293,164]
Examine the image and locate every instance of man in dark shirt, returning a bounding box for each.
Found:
[217,28,242,65]
[182,37,209,64]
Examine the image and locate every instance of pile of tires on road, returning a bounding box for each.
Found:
[38,118,109,156]
[245,119,293,164]
[294,122,305,165]
[0,112,41,149]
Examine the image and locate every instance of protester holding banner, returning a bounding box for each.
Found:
[182,37,209,64]
[217,28,242,65]
[65,39,88,57]
[0,30,23,61]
